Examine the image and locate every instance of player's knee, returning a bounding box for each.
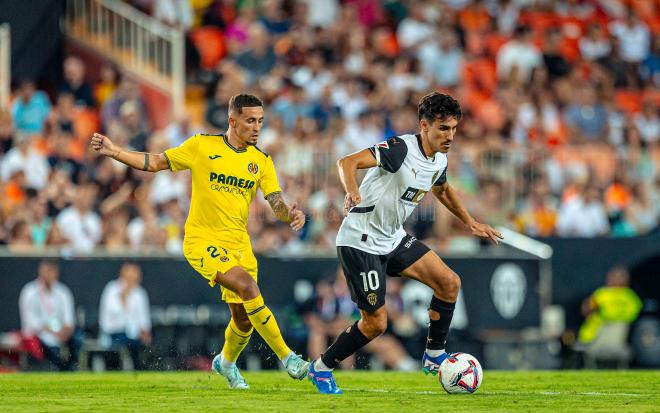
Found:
[442,272,461,299]
[430,271,460,300]
[236,275,259,300]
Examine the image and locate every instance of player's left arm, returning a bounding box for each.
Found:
[265,191,306,231]
[432,183,503,244]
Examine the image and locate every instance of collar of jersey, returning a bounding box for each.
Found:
[222,134,247,153]
[415,134,435,162]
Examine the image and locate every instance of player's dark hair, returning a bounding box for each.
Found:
[418,92,462,122]
[39,259,59,270]
[229,94,263,115]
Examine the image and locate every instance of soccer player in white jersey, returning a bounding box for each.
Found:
[307,92,503,394]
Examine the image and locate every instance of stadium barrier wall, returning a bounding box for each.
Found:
[0,251,542,334]
[1,236,658,335]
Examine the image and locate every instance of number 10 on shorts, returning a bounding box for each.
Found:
[360,270,380,292]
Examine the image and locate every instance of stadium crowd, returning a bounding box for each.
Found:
[1,0,658,255]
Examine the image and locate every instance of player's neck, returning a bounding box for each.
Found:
[225,130,248,149]
[418,132,435,158]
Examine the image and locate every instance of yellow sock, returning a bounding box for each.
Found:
[221,319,253,363]
[243,294,291,360]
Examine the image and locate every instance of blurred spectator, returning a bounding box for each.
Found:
[563,86,608,142]
[542,28,571,79]
[577,266,642,345]
[94,64,120,108]
[101,78,148,132]
[8,219,33,251]
[259,0,292,35]
[0,132,50,190]
[55,183,102,253]
[579,24,611,62]
[396,3,434,52]
[495,0,520,35]
[0,108,13,154]
[609,11,651,65]
[234,23,277,84]
[497,25,543,82]
[272,85,314,130]
[556,184,609,237]
[161,113,203,148]
[47,92,77,135]
[119,100,150,152]
[59,56,95,107]
[11,79,51,135]
[419,28,463,88]
[633,101,659,145]
[47,132,84,184]
[99,262,152,370]
[153,0,193,30]
[639,36,659,85]
[205,80,233,133]
[18,260,81,371]
[300,0,339,28]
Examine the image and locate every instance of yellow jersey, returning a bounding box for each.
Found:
[164,133,281,248]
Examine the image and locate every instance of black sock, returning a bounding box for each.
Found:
[427,296,456,350]
[320,321,371,369]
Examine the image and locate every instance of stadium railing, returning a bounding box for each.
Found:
[62,0,185,115]
[0,22,10,108]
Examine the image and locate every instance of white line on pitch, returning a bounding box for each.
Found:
[269,387,645,397]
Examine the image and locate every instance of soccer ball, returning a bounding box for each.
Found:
[439,352,483,394]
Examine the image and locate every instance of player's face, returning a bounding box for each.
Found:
[423,116,459,154]
[229,106,264,146]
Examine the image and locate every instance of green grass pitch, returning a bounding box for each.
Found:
[2,370,658,412]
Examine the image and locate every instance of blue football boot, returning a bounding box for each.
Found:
[307,360,343,395]
[422,351,449,376]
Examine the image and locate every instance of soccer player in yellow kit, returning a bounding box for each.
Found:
[91,94,309,389]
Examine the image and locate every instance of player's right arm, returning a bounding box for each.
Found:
[90,132,170,172]
[337,149,377,215]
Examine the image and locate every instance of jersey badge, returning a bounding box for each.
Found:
[247,162,259,174]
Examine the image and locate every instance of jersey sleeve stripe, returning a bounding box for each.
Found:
[370,146,381,166]
[162,152,173,171]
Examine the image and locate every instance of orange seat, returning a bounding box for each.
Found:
[190,26,226,70]
[614,90,643,114]
[73,108,100,141]
[463,58,497,93]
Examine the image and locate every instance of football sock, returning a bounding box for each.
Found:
[221,318,253,363]
[320,321,371,370]
[425,349,445,358]
[426,296,455,351]
[314,357,332,372]
[243,294,291,360]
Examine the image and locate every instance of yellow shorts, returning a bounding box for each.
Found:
[183,238,258,303]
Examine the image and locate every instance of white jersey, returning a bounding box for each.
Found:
[336,134,448,255]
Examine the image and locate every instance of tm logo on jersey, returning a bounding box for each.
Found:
[401,187,428,204]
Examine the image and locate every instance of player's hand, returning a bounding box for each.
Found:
[343,191,362,216]
[468,221,503,244]
[289,202,306,231]
[90,132,119,157]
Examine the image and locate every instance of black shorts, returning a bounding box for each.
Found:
[337,234,430,311]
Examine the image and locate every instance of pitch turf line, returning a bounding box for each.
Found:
[1,370,658,413]
[272,386,647,397]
